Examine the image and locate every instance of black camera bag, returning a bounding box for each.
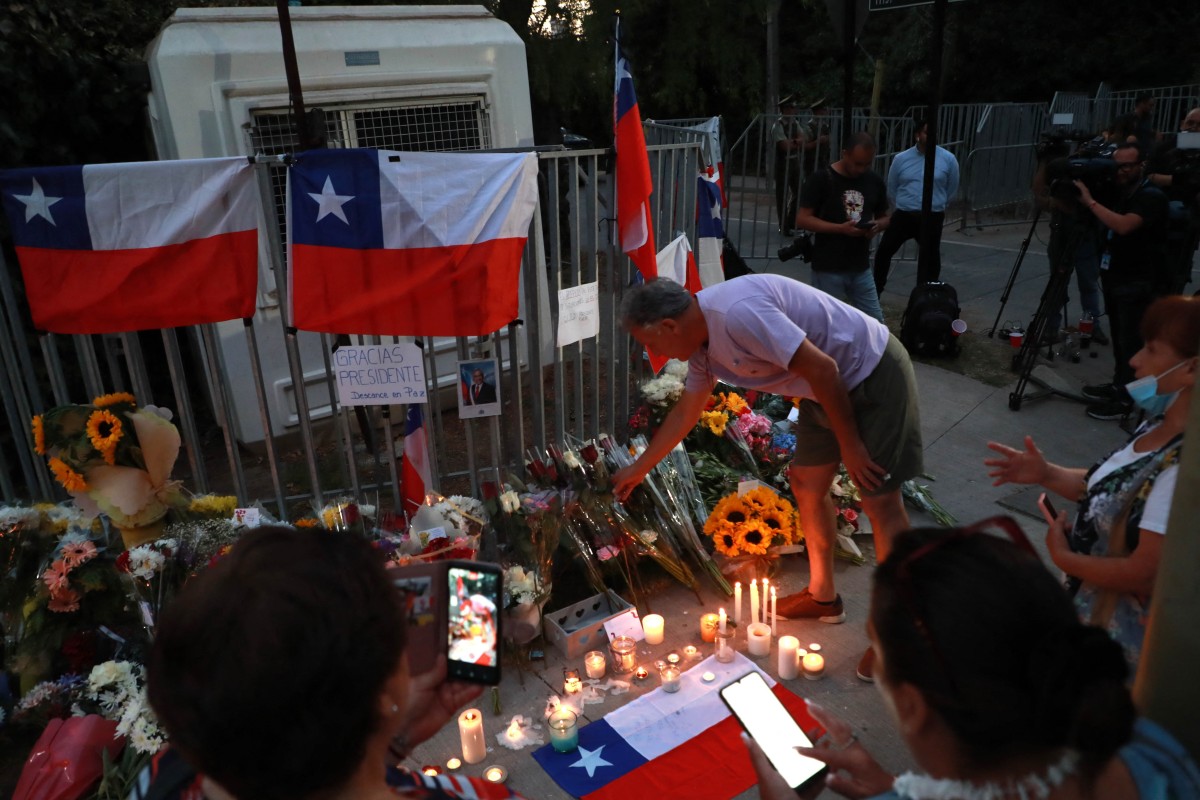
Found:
[900,281,960,357]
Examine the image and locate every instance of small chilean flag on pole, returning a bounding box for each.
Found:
[401,404,432,518]
[0,157,259,334]
[288,148,538,337]
[614,17,657,282]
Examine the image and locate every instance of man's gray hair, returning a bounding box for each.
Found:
[619,279,693,327]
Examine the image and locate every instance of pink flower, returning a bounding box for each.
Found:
[841,508,858,523]
[597,545,620,562]
[42,560,71,593]
[61,541,97,568]
[48,587,81,613]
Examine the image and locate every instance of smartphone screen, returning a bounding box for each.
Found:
[446,563,502,684]
[721,671,828,791]
[1038,492,1057,524]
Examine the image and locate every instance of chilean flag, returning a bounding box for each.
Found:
[287,149,538,336]
[0,157,259,334]
[533,654,822,800]
[614,22,657,282]
[401,405,431,518]
[695,172,725,288]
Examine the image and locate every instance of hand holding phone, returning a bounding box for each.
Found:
[854,219,874,230]
[721,671,828,793]
[1038,492,1058,525]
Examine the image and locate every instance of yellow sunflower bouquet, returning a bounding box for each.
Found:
[703,486,800,558]
[31,393,185,542]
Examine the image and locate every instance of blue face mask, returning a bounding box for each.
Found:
[1125,359,1190,416]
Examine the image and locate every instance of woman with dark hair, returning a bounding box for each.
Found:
[986,295,1200,669]
[143,526,524,800]
[748,521,1199,799]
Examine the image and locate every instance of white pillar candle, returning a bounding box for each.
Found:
[458,708,487,764]
[750,579,760,627]
[719,607,727,635]
[771,586,777,635]
[746,621,771,657]
[802,651,826,680]
[778,635,800,680]
[761,578,769,624]
[734,581,743,625]
[584,650,607,679]
[642,613,665,645]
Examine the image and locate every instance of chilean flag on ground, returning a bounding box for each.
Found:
[532,653,822,800]
[287,149,538,336]
[401,404,431,519]
[613,20,657,282]
[0,157,259,334]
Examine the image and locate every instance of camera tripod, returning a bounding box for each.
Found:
[1006,215,1090,411]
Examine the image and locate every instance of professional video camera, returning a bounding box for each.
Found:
[778,231,814,262]
[1039,130,1117,201]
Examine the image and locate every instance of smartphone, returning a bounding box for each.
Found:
[445,561,503,684]
[854,219,874,229]
[1037,492,1058,525]
[720,671,828,793]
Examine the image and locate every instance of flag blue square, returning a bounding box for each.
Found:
[0,166,91,250]
[289,148,384,249]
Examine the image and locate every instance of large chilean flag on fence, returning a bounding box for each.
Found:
[287,149,538,337]
[0,157,259,334]
[532,654,822,800]
[614,22,657,282]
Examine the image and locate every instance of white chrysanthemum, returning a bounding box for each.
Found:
[663,359,689,379]
[0,506,40,528]
[128,712,166,754]
[88,660,137,697]
[127,547,166,580]
[640,372,685,407]
[499,490,520,513]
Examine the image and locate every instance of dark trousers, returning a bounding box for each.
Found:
[873,209,945,293]
[1102,279,1156,390]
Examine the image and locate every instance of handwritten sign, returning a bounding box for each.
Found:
[602,608,645,642]
[334,343,427,407]
[557,282,600,348]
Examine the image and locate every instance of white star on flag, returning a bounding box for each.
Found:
[308,176,354,224]
[569,744,613,778]
[13,177,62,225]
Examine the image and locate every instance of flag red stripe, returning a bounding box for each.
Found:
[15,230,258,334]
[291,238,525,336]
[583,684,822,800]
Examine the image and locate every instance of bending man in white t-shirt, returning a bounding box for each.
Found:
[614,274,924,682]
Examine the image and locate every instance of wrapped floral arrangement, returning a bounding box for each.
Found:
[627,359,688,437]
[704,486,800,558]
[31,393,185,542]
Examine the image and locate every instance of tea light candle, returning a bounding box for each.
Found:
[702,671,717,682]
[584,650,607,679]
[634,666,650,681]
[747,622,771,657]
[483,765,508,783]
[700,612,720,642]
[505,718,523,743]
[548,708,579,753]
[459,708,487,764]
[609,635,637,674]
[446,758,462,771]
[422,765,442,776]
[802,650,826,680]
[778,635,800,680]
[734,582,742,625]
[682,644,699,660]
[642,613,665,645]
[563,667,583,695]
[659,665,682,693]
[665,651,681,666]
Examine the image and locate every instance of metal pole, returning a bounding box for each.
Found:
[841,0,855,145]
[918,0,947,284]
[242,320,288,516]
[160,328,209,494]
[200,324,248,502]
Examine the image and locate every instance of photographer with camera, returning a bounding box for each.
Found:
[796,132,890,322]
[1074,143,1171,421]
[1147,107,1200,293]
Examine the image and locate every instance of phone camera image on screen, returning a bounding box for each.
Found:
[447,566,500,681]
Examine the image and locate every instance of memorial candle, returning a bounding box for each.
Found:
[747,622,771,657]
[548,709,579,753]
[771,586,777,635]
[761,578,769,624]
[642,613,665,645]
[584,650,607,679]
[750,579,760,626]
[734,581,743,625]
[458,708,486,764]
[778,635,800,680]
[719,607,727,635]
[700,612,720,642]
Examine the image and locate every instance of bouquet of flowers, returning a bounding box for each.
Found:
[32,394,185,545]
[628,359,688,438]
[82,660,166,799]
[703,486,800,581]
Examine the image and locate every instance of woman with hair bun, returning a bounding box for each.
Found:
[748,520,1200,800]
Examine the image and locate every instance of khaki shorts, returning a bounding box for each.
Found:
[792,334,923,496]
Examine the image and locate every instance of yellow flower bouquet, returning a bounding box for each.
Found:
[703,486,800,560]
[31,393,185,543]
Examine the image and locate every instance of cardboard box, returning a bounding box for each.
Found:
[542,590,632,658]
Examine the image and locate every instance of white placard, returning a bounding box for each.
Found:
[232,507,262,528]
[557,282,600,347]
[738,479,775,496]
[334,343,427,407]
[603,608,645,642]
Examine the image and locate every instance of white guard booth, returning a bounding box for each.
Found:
[145,5,542,443]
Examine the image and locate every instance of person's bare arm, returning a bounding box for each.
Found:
[613,386,711,500]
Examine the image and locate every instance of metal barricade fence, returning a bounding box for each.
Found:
[0,141,703,516]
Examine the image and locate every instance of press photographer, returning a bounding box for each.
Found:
[1148,107,1200,293]
[1073,142,1171,421]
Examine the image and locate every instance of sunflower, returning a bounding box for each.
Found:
[734,518,773,555]
[86,409,123,464]
[48,457,88,492]
[709,521,742,557]
[92,392,137,408]
[31,414,46,455]
[709,492,752,527]
[699,410,728,437]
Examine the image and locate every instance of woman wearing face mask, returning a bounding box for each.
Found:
[984,294,1200,669]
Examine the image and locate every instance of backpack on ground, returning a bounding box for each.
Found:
[900,281,960,357]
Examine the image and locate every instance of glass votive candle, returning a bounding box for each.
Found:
[483,765,508,783]
[548,708,580,753]
[715,629,735,663]
[584,650,607,679]
[665,650,681,666]
[699,612,720,642]
[659,664,682,693]
[609,635,637,674]
[563,667,583,695]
